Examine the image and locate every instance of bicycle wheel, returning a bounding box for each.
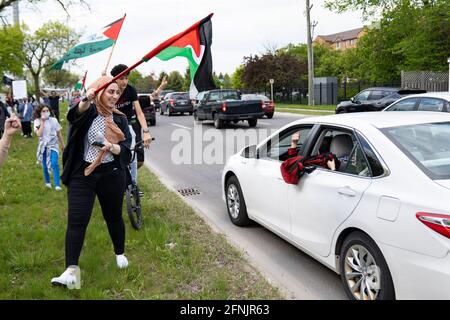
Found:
[126,184,143,230]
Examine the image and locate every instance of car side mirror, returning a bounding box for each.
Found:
[242,145,258,159]
[350,97,355,103]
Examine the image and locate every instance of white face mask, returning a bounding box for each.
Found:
[41,111,50,119]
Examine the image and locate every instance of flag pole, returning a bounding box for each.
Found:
[103,13,127,75]
[94,13,213,94]
[81,70,88,92]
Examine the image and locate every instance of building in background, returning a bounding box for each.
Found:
[314,27,365,50]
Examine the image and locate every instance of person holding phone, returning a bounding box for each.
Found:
[33,105,65,191]
[52,76,132,288]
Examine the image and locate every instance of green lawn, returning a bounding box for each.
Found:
[275,103,336,116]
[0,104,282,299]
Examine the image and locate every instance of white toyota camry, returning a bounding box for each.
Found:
[222,112,450,300]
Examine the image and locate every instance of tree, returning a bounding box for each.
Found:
[182,67,191,91]
[324,0,434,17]
[43,63,79,88]
[231,65,244,89]
[128,70,143,87]
[0,24,25,77]
[23,21,79,101]
[241,51,307,92]
[166,71,183,91]
[0,0,90,15]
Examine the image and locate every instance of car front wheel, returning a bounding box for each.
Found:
[225,176,251,226]
[340,231,395,300]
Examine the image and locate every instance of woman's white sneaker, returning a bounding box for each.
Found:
[116,254,129,269]
[51,266,80,289]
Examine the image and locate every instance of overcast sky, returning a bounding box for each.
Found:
[5,0,365,85]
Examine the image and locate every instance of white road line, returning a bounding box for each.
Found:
[171,123,192,130]
[259,121,270,125]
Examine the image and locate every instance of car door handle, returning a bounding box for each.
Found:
[338,187,357,197]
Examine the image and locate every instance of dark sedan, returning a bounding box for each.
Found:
[160,92,193,116]
[336,87,426,114]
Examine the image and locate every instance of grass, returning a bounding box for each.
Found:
[0,103,283,300]
[275,103,336,116]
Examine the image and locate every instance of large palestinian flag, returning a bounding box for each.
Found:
[51,15,126,70]
[149,14,216,99]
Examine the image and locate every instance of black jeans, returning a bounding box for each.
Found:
[65,161,126,267]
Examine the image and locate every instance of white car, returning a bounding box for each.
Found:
[382,92,450,112]
[222,112,450,300]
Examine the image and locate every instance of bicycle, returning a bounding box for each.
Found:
[125,138,154,230]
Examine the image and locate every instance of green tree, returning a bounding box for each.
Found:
[43,63,79,88]
[182,67,191,91]
[23,21,79,101]
[0,25,25,77]
[128,70,143,87]
[222,74,232,88]
[167,71,183,91]
[231,65,244,89]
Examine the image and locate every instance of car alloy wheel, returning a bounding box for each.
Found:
[340,232,395,300]
[227,184,240,219]
[225,176,251,226]
[344,245,381,300]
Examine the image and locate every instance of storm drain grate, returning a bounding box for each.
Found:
[177,188,201,197]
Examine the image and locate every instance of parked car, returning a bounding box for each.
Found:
[160,92,193,116]
[137,94,156,126]
[152,89,174,112]
[222,111,450,300]
[336,87,426,114]
[241,94,275,119]
[194,89,264,129]
[382,92,450,112]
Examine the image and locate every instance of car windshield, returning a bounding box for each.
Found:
[383,122,450,179]
[172,93,189,100]
[221,91,239,100]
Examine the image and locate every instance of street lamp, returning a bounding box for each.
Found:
[269,78,274,102]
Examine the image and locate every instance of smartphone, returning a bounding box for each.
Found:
[91,141,105,148]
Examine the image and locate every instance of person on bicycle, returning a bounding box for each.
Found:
[52,76,132,288]
[110,64,155,183]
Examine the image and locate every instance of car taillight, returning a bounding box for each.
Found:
[169,99,174,106]
[222,102,227,112]
[269,101,274,107]
[416,212,450,239]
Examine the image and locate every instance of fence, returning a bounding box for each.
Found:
[401,71,449,92]
[242,80,401,105]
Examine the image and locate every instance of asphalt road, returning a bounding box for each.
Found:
[143,111,347,300]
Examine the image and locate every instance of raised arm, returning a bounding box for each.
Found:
[150,76,168,100]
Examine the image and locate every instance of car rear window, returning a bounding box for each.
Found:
[382,122,450,179]
[171,93,189,100]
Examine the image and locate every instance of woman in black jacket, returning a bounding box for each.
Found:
[52,76,132,288]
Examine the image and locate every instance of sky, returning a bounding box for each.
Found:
[5,0,366,85]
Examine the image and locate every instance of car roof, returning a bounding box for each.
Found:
[293,111,450,130]
[392,92,450,101]
[361,87,399,91]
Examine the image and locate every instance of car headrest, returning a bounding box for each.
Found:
[330,134,354,158]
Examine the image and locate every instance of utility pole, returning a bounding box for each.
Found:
[305,0,315,106]
[12,1,19,26]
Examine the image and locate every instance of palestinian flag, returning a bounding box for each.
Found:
[74,71,87,91]
[51,15,126,70]
[151,14,216,99]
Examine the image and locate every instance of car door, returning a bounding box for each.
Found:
[352,90,372,112]
[287,126,372,257]
[242,125,313,236]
